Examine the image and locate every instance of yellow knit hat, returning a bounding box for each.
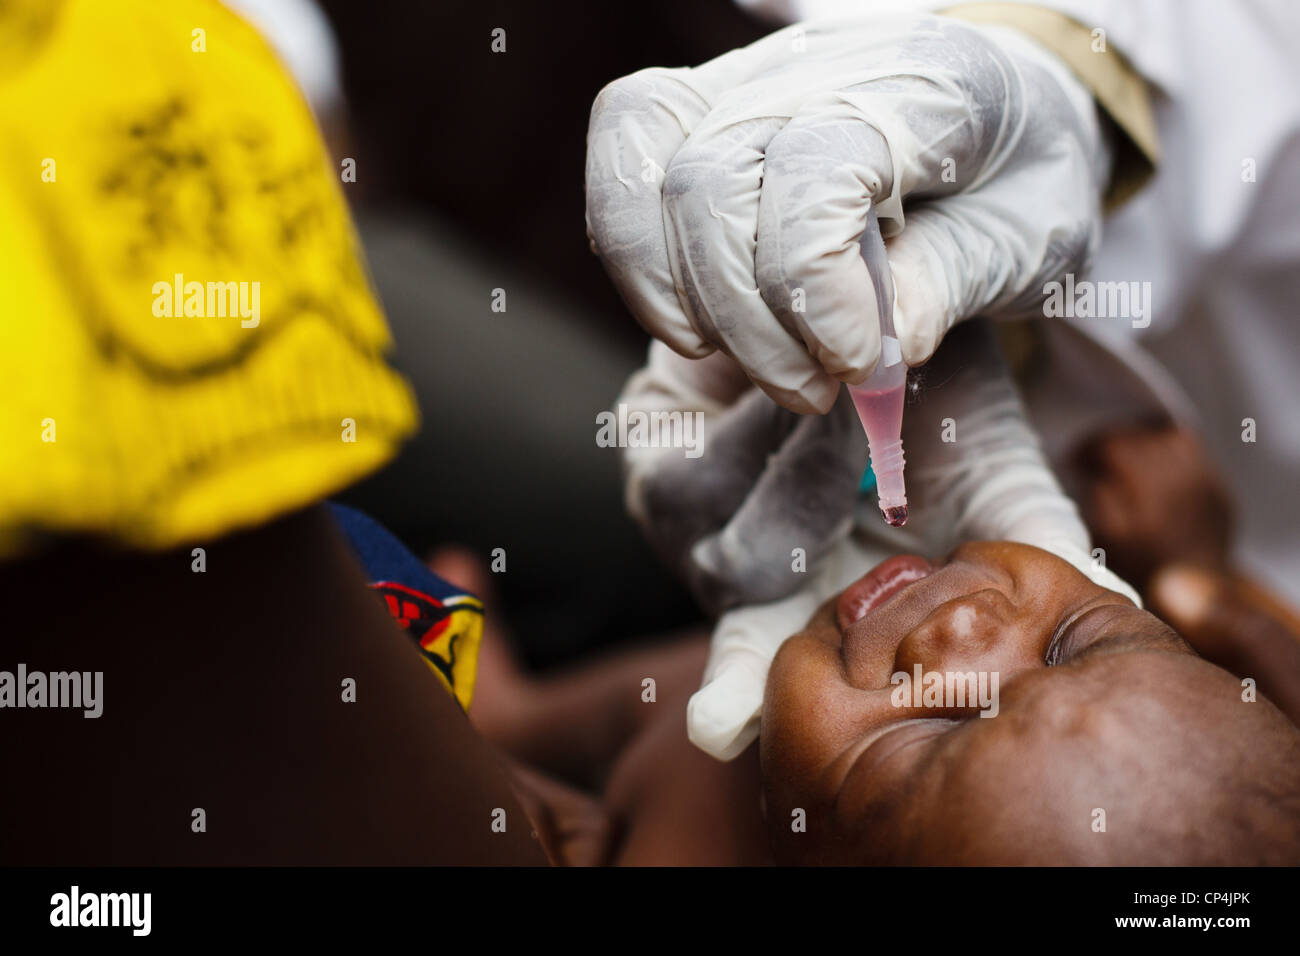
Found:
[0,0,418,556]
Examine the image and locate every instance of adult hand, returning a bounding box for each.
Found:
[586,12,1110,412]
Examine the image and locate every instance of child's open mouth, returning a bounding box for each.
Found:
[836,554,933,632]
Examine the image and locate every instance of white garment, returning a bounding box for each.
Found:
[738,0,1300,603]
[222,0,344,120]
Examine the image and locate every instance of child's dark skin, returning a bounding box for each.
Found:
[762,541,1300,865]
[448,549,770,865]
[13,514,1291,865]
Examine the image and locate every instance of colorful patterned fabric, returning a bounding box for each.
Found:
[329,504,483,710]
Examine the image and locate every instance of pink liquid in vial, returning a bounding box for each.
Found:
[849,385,904,439]
[849,383,908,527]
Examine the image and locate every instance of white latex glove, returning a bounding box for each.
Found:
[620,340,867,616]
[688,533,891,760]
[676,321,1141,761]
[891,321,1140,603]
[585,12,1110,414]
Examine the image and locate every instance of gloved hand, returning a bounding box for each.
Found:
[886,321,1140,603]
[620,340,866,617]
[689,533,890,760]
[620,321,1141,761]
[586,12,1110,414]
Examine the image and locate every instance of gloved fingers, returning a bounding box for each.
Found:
[895,319,1097,564]
[893,331,1136,604]
[662,116,843,414]
[749,50,1007,378]
[617,347,739,528]
[687,533,891,761]
[832,83,986,214]
[896,318,1012,478]
[885,199,1002,366]
[639,339,752,411]
[686,648,768,763]
[755,106,893,385]
[687,591,824,762]
[888,184,1097,366]
[660,24,1006,401]
[915,400,1095,554]
[980,489,1092,559]
[585,67,718,358]
[688,389,865,611]
[584,34,797,357]
[825,14,1037,205]
[633,386,802,567]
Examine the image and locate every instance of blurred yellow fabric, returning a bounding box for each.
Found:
[0,0,418,555]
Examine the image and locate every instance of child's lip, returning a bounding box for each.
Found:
[836,554,934,633]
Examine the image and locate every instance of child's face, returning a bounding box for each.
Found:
[761,542,1300,864]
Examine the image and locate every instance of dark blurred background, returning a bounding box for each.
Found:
[317,0,763,331]
[314,1,767,668]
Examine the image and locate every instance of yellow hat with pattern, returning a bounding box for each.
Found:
[0,0,418,556]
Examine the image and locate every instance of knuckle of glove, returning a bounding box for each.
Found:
[689,533,802,612]
[589,66,686,128]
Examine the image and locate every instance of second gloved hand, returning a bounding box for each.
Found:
[620,340,865,617]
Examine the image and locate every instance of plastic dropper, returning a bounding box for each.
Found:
[847,211,908,527]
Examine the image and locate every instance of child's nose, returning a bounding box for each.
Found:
[893,588,1012,676]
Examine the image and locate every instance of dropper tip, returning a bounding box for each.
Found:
[881,504,909,528]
